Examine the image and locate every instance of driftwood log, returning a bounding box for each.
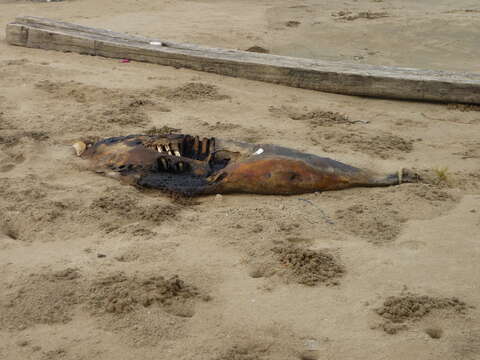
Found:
[6,16,480,104]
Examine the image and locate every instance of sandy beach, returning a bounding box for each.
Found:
[0,0,479,359]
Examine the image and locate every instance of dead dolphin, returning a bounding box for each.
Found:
[73,134,417,196]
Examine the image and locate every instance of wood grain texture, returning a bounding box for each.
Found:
[6,16,480,104]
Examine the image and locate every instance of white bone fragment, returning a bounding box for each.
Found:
[72,141,86,156]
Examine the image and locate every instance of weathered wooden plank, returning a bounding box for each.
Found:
[6,16,480,104]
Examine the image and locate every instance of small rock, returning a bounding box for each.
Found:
[97,253,107,258]
[215,194,223,202]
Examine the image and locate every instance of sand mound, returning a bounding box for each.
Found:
[161,82,230,101]
[377,294,467,322]
[0,269,83,330]
[88,272,201,316]
[272,246,344,286]
[145,125,181,136]
[291,110,351,126]
[375,294,468,334]
[0,268,206,347]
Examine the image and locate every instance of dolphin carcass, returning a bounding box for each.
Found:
[73,134,417,196]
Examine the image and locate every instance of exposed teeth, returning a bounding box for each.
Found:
[157,146,163,153]
[165,144,172,155]
[178,162,184,172]
[202,138,208,154]
[160,158,168,169]
[174,150,181,156]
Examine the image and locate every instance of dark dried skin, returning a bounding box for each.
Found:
[76,134,417,196]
